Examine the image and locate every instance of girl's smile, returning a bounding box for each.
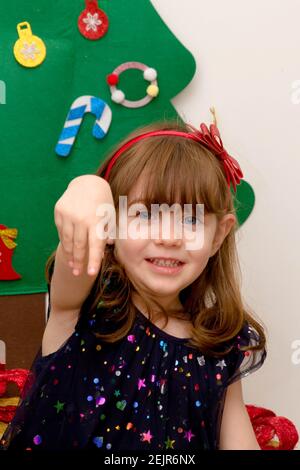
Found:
[145,258,186,274]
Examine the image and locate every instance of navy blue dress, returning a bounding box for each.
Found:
[1,272,266,451]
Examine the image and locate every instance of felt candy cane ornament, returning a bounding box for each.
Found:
[55,96,112,157]
[78,0,109,40]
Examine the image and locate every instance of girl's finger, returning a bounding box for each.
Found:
[54,208,63,232]
[87,225,105,276]
[54,209,67,256]
[72,223,88,275]
[60,220,75,259]
[57,228,75,269]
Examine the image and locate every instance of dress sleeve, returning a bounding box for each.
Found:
[225,321,267,387]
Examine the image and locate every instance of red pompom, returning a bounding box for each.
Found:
[107,73,119,86]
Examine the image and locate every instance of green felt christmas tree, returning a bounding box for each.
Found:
[0,0,254,296]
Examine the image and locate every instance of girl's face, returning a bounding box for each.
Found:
[113,175,235,311]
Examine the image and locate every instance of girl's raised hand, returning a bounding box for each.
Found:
[54,175,115,277]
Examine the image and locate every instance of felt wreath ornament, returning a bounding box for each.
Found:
[107,62,159,108]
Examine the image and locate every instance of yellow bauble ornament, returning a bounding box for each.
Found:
[14,22,46,68]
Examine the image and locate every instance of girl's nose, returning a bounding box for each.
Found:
[153,213,183,246]
[154,237,182,247]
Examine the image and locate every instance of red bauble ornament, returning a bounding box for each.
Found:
[78,0,109,41]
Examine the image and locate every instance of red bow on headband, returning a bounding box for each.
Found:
[195,123,243,192]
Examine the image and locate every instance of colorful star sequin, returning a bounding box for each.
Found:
[216,360,227,370]
[53,400,65,413]
[165,436,175,449]
[140,430,153,443]
[138,378,146,390]
[184,429,195,442]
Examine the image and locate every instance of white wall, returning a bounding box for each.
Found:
[152,0,300,435]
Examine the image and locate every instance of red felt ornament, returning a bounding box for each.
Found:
[0,362,31,432]
[0,224,21,281]
[246,404,299,450]
[0,364,30,397]
[78,0,109,40]
[0,404,17,423]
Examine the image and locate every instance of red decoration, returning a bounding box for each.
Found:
[107,73,119,86]
[0,404,17,424]
[246,404,299,450]
[0,224,21,281]
[0,363,30,397]
[195,123,243,192]
[78,0,109,40]
[0,363,31,438]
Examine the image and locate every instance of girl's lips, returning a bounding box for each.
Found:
[145,259,185,274]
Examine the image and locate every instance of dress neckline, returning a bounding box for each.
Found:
[135,307,192,344]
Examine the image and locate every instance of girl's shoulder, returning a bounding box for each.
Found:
[219,320,267,387]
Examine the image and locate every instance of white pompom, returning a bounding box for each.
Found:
[111,90,125,104]
[143,67,157,82]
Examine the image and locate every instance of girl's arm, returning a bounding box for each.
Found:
[42,242,98,357]
[42,175,115,357]
[49,240,99,312]
[219,380,260,450]
[50,175,115,311]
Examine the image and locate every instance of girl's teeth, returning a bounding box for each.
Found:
[149,258,181,267]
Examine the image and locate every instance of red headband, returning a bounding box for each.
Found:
[103,123,243,192]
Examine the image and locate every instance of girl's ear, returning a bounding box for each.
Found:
[210,214,236,257]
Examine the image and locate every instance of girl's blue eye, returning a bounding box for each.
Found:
[136,211,201,226]
[137,211,152,220]
[184,215,200,225]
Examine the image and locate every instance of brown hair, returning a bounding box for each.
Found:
[45,120,266,357]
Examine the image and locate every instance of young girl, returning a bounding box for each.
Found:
[1,119,267,451]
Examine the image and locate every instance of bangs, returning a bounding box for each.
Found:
[110,134,231,216]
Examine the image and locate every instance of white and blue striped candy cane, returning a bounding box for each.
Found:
[55,96,112,157]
